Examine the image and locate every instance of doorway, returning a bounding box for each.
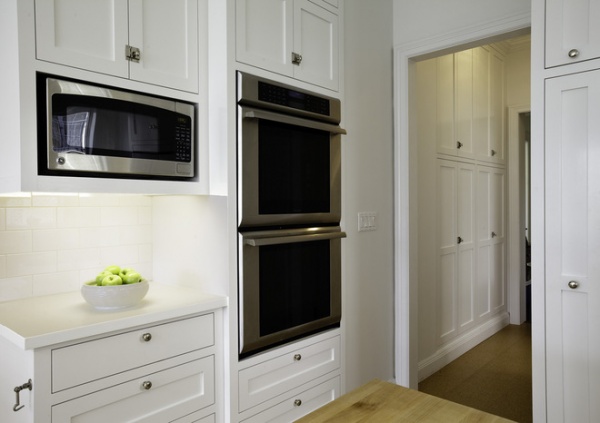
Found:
[392,19,532,391]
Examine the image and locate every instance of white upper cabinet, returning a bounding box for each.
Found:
[435,47,505,165]
[545,0,600,68]
[236,0,339,91]
[35,0,199,93]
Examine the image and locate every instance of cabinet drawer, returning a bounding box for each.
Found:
[52,355,215,422]
[52,314,214,392]
[239,335,340,412]
[241,376,340,423]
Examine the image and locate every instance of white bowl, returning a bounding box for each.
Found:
[81,280,149,310]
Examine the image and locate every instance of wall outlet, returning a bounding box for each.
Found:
[358,212,377,232]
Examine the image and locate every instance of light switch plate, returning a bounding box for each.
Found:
[358,212,377,232]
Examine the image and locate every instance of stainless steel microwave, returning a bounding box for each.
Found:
[38,76,195,179]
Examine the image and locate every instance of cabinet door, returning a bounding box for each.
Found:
[473,46,490,161]
[477,166,506,318]
[52,356,215,422]
[474,47,505,164]
[546,0,600,68]
[437,160,476,344]
[488,50,505,164]
[129,0,199,92]
[236,0,294,77]
[293,0,339,90]
[455,49,474,159]
[35,0,129,77]
[436,55,457,157]
[545,70,600,422]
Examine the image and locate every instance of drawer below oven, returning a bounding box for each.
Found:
[52,313,214,392]
[241,376,340,423]
[238,335,340,412]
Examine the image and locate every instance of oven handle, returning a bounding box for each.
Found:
[243,108,347,135]
[244,231,347,247]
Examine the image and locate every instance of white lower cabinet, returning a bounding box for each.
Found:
[52,356,214,422]
[0,311,219,423]
[237,332,341,422]
[241,376,340,423]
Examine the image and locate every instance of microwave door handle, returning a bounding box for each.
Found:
[244,231,347,247]
[243,109,347,135]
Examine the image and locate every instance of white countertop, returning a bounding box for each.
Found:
[0,284,228,350]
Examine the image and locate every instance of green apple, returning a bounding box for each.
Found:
[101,274,123,286]
[119,267,135,279]
[95,271,113,285]
[104,265,121,275]
[122,271,142,284]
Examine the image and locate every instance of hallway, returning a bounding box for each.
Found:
[418,324,532,423]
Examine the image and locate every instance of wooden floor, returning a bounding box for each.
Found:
[297,379,514,422]
[418,323,532,423]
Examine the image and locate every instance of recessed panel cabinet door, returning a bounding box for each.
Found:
[235,0,294,77]
[545,70,600,422]
[546,0,600,68]
[35,0,129,77]
[128,0,199,92]
[293,0,339,91]
[437,160,476,344]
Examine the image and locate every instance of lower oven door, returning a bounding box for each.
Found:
[239,226,345,358]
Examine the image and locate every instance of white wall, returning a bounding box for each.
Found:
[0,193,153,302]
[393,0,531,47]
[342,0,396,391]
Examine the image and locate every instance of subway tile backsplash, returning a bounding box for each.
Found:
[0,194,153,303]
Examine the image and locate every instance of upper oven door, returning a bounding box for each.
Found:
[238,106,345,228]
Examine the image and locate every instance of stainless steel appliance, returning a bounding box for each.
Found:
[38,75,195,179]
[237,72,346,358]
[237,72,346,228]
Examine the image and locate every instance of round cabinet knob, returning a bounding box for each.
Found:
[294,399,302,407]
[568,49,580,58]
[142,381,152,390]
[293,354,302,361]
[568,280,579,289]
[142,333,152,342]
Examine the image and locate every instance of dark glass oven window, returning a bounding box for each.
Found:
[259,240,331,336]
[258,120,330,214]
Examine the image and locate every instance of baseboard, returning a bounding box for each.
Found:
[417,312,510,382]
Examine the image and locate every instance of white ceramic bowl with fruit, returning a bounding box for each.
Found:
[81,265,149,310]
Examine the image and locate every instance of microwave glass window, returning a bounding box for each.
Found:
[51,94,192,162]
[258,120,330,214]
[259,239,331,337]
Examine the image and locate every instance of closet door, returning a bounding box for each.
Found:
[477,165,506,319]
[437,160,476,344]
[545,69,600,422]
[455,50,474,159]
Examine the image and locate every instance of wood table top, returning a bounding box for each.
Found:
[296,379,515,422]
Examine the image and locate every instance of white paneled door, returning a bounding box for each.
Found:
[545,69,600,422]
[437,159,476,344]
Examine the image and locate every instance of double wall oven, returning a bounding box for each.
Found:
[237,72,346,358]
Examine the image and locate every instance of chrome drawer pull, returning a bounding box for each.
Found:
[142,333,152,342]
[142,381,153,390]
